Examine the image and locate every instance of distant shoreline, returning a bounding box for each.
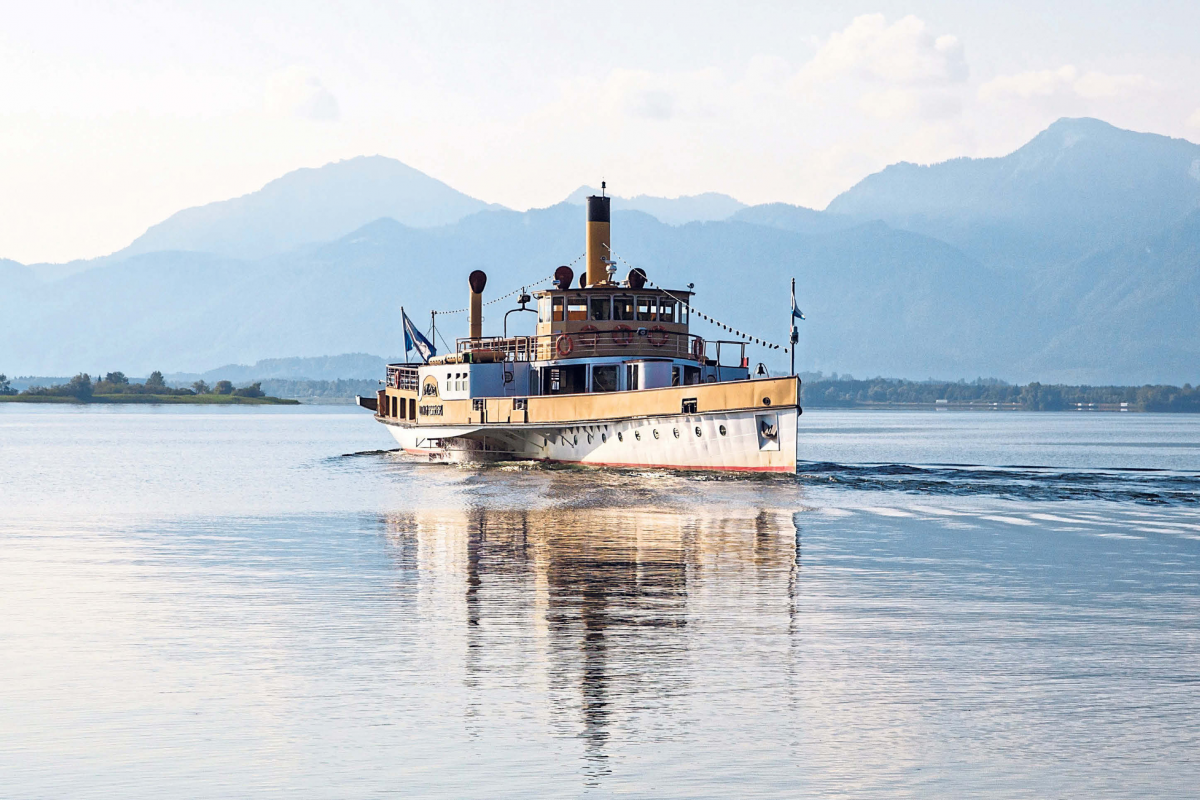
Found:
[801,403,1195,413]
[0,394,299,405]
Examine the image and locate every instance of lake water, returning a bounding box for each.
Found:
[1,405,1198,798]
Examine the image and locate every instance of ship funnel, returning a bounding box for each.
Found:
[585,193,611,287]
[468,270,487,340]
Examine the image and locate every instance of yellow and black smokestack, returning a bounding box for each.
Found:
[468,270,487,340]
[585,193,611,287]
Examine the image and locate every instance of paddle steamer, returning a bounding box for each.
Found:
[359,192,801,472]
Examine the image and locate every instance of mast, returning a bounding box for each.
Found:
[402,305,411,363]
[790,278,798,377]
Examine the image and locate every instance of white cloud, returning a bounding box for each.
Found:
[1073,71,1150,99]
[798,14,968,86]
[979,65,1150,102]
[264,66,339,121]
[1188,108,1200,129]
[551,67,727,124]
[859,88,962,120]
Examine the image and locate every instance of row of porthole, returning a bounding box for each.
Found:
[613,424,728,443]
[561,423,730,447]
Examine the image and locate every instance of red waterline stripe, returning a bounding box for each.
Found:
[543,458,793,473]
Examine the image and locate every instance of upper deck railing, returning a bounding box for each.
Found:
[386,365,420,391]
[455,331,748,366]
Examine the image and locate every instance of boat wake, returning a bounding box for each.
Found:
[796,462,1200,506]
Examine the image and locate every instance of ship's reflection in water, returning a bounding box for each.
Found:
[379,486,800,777]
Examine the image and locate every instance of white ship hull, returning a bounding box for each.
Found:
[382,406,798,473]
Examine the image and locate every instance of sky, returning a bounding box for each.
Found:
[3,0,1200,264]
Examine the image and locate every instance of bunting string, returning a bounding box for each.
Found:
[611,253,794,354]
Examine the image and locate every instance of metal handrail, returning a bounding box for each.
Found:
[454,331,747,365]
[386,365,419,391]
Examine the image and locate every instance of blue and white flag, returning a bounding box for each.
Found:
[791,282,805,321]
[402,308,437,362]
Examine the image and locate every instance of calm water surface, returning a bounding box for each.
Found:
[1,406,1198,798]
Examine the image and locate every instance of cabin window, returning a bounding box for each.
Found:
[659,299,676,323]
[592,365,619,393]
[552,296,565,322]
[567,296,587,321]
[636,296,654,321]
[680,303,689,324]
[590,296,611,321]
[685,366,701,385]
[408,398,416,419]
[613,295,635,321]
[672,366,681,386]
[625,363,640,391]
[538,297,551,323]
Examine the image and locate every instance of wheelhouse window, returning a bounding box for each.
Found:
[613,295,635,321]
[538,296,551,323]
[590,296,611,321]
[591,364,619,392]
[680,303,689,325]
[567,296,587,321]
[552,296,565,322]
[659,299,676,323]
[636,296,655,322]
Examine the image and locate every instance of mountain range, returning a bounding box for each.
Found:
[2,117,1198,384]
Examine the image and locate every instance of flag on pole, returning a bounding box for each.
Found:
[403,309,437,362]
[791,281,805,321]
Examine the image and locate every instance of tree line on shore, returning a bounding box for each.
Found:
[0,372,264,400]
[800,377,1200,411]
[3,371,1198,411]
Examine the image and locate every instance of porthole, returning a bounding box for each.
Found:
[653,429,660,439]
[618,431,624,442]
[695,426,702,437]
[763,397,772,406]
[634,430,641,441]
[587,433,593,444]
[573,435,578,445]
[672,427,680,438]
[719,424,727,436]
[601,433,606,443]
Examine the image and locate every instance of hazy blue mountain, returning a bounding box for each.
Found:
[1020,210,1200,382]
[0,259,36,291]
[730,203,862,236]
[828,117,1200,269]
[119,156,499,260]
[166,353,394,383]
[565,186,747,224]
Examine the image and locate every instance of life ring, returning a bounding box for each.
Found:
[555,334,574,357]
[649,325,669,347]
[579,324,599,348]
[611,325,633,346]
[691,336,706,360]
